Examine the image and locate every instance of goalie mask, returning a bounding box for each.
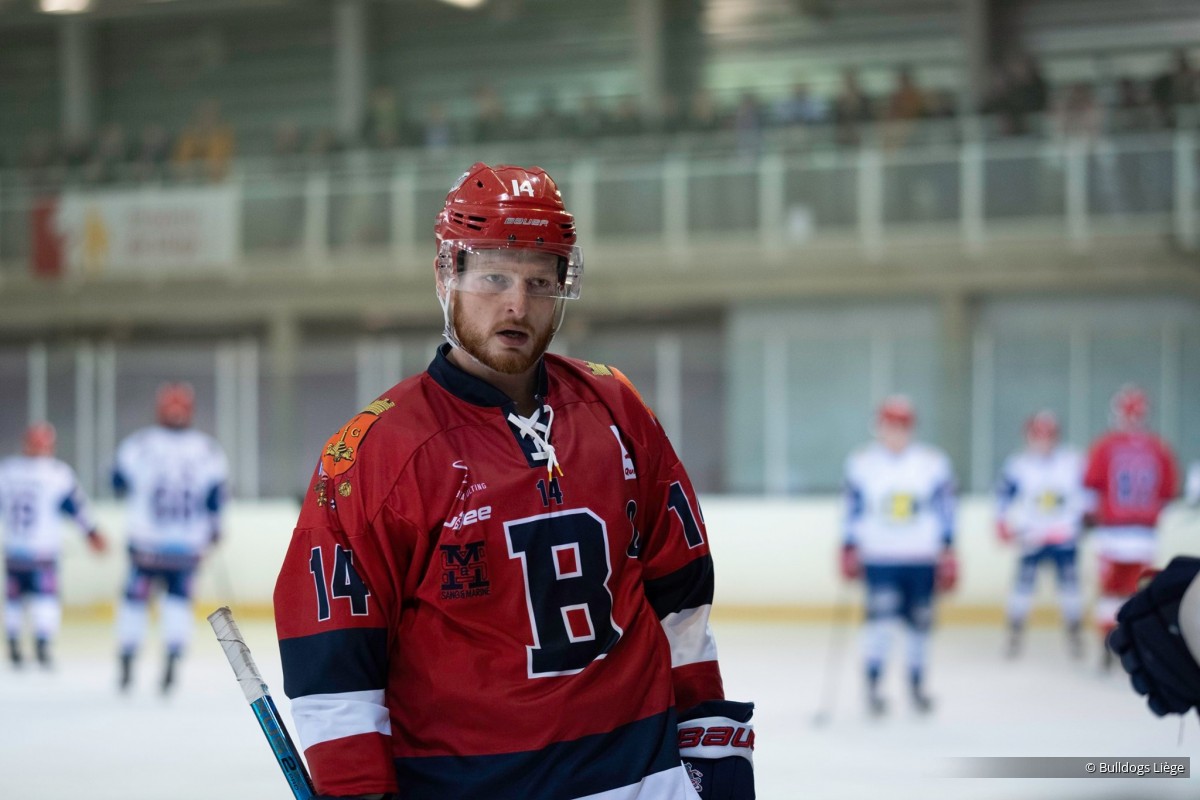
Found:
[434,163,582,356]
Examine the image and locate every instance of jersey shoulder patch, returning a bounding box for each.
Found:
[321,397,396,477]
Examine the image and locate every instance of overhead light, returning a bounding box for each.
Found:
[437,0,487,8]
[40,0,92,12]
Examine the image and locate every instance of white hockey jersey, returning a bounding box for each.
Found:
[0,455,96,563]
[113,426,229,556]
[843,441,956,564]
[996,446,1088,552]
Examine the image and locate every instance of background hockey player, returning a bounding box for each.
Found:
[112,382,229,693]
[995,410,1087,659]
[841,395,957,716]
[1083,384,1178,668]
[273,162,755,800]
[0,422,106,669]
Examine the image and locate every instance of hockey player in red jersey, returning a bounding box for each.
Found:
[274,163,754,800]
[1083,384,1178,667]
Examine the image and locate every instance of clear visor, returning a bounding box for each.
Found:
[437,239,583,300]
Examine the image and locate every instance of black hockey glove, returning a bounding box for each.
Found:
[677,700,755,800]
[1107,556,1200,717]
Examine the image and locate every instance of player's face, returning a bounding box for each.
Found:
[878,420,912,452]
[1027,430,1056,455]
[450,248,560,376]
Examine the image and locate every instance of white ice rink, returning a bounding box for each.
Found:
[1,616,1195,799]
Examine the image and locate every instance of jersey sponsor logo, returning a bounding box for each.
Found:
[452,460,488,500]
[440,540,491,599]
[1036,491,1064,512]
[585,361,612,377]
[886,493,918,522]
[609,426,637,480]
[444,505,492,530]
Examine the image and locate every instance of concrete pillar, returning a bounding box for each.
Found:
[631,0,666,124]
[60,15,95,143]
[267,314,302,498]
[959,0,989,115]
[939,292,974,487]
[333,0,368,145]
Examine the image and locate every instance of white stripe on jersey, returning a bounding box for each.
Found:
[291,689,391,748]
[576,764,700,800]
[660,605,719,668]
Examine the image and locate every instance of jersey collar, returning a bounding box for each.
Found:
[428,343,549,408]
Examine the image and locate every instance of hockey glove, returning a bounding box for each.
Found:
[839,545,861,581]
[936,548,958,592]
[677,700,755,800]
[1107,556,1200,716]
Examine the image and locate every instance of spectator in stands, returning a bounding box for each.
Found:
[82,123,130,185]
[882,65,926,150]
[574,92,609,141]
[422,103,454,152]
[775,81,827,128]
[685,88,722,133]
[733,91,765,160]
[129,124,173,183]
[529,91,574,141]
[832,68,874,146]
[1151,49,1199,128]
[1004,53,1049,136]
[1113,77,1156,133]
[471,85,514,143]
[606,96,646,138]
[362,85,405,149]
[173,99,236,182]
[270,121,305,173]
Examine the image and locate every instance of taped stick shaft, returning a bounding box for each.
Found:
[208,606,315,799]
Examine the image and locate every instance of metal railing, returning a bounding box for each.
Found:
[0,118,1196,282]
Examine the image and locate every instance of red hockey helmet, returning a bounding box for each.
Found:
[434,162,583,299]
[23,422,56,457]
[877,394,916,429]
[1024,409,1060,440]
[156,381,195,428]
[1110,384,1147,428]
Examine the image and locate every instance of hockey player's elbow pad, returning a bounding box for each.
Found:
[677,700,755,799]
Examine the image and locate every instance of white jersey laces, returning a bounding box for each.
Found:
[507,404,563,479]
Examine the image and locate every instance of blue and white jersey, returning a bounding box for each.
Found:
[0,455,96,563]
[843,441,956,564]
[113,426,229,557]
[996,446,1087,552]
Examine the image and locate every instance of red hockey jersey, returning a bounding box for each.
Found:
[274,346,724,799]
[1083,429,1178,528]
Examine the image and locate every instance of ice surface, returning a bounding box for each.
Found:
[0,617,1195,799]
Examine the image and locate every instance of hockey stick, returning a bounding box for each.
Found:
[810,582,857,728]
[208,606,315,800]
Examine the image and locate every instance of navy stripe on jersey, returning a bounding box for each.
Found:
[643,555,714,620]
[393,709,681,800]
[280,627,389,698]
